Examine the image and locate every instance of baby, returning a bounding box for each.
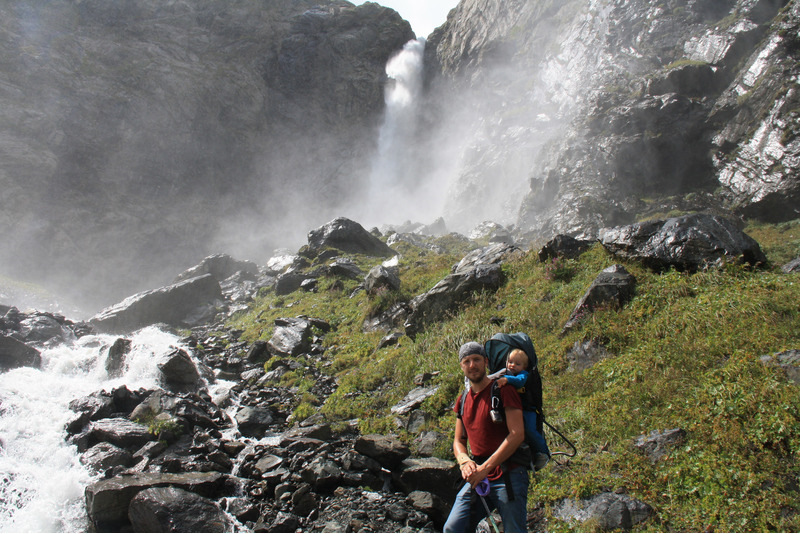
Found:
[495,348,551,470]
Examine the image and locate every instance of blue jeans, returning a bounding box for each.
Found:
[443,466,529,533]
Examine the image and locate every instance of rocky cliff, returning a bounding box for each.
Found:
[0,0,413,310]
[424,0,799,238]
[2,0,799,313]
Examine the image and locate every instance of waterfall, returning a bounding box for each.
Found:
[0,327,190,532]
[362,38,438,227]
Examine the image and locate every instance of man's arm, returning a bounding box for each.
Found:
[453,418,478,480]
[466,406,524,486]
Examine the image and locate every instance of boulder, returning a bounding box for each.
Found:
[85,418,153,451]
[364,264,401,295]
[158,348,201,387]
[327,258,365,280]
[306,217,396,258]
[405,263,504,338]
[128,486,232,533]
[84,471,226,530]
[235,406,274,438]
[599,214,766,272]
[80,442,135,474]
[105,338,131,378]
[0,335,41,371]
[274,270,311,296]
[394,457,460,504]
[563,265,637,333]
[267,317,313,357]
[390,386,439,416]
[90,274,224,334]
[553,492,653,531]
[407,490,451,530]
[354,434,410,469]
[17,313,69,343]
[538,234,595,262]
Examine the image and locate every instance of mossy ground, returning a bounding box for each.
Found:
[228,220,800,532]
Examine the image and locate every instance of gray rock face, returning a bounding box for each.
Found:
[425,0,799,241]
[90,274,224,334]
[0,335,41,371]
[599,214,767,271]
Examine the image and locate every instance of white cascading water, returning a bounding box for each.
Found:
[361,38,435,227]
[0,327,195,532]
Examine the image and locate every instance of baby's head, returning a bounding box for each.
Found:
[506,349,529,374]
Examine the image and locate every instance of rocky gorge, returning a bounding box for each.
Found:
[3,213,798,531]
[1,0,800,531]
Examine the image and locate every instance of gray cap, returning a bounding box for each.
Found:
[459,341,486,361]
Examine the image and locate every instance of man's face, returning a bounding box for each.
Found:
[460,353,488,383]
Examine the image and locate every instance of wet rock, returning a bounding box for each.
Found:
[128,486,232,532]
[634,428,687,463]
[158,348,201,388]
[85,471,227,530]
[562,265,637,333]
[553,492,653,531]
[235,406,274,438]
[17,313,70,343]
[599,214,766,272]
[90,274,224,333]
[0,335,41,371]
[306,217,396,258]
[80,442,135,474]
[105,338,131,378]
[85,418,153,451]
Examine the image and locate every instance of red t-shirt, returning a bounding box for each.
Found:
[455,380,523,480]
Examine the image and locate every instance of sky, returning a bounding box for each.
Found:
[351,0,460,39]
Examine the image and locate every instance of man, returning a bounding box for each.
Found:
[444,341,529,533]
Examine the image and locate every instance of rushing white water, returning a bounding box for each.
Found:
[0,327,188,532]
[361,38,438,227]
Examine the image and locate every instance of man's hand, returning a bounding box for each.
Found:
[459,459,478,481]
